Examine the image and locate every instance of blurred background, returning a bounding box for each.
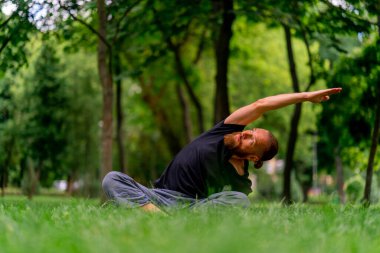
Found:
[0,0,379,204]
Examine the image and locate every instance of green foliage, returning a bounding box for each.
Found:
[345,173,380,203]
[60,50,102,195]
[22,43,69,186]
[318,39,380,173]
[0,0,37,71]
[345,173,365,203]
[0,37,102,192]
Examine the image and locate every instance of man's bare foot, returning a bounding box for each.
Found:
[141,203,167,215]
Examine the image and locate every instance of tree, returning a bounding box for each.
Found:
[212,0,235,123]
[362,28,380,206]
[315,0,379,205]
[22,43,68,198]
[0,78,15,196]
[0,1,44,71]
[240,0,373,203]
[319,39,379,204]
[151,1,207,139]
[57,0,142,185]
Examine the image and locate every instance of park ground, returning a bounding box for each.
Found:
[1,196,380,253]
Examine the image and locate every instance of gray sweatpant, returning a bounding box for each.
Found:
[102,171,250,210]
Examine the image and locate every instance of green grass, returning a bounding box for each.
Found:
[1,196,380,253]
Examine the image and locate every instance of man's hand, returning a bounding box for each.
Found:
[304,88,342,103]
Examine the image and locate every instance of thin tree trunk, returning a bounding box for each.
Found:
[172,46,204,134]
[363,15,380,207]
[176,83,192,143]
[282,21,317,204]
[0,138,15,197]
[283,104,302,204]
[27,160,40,200]
[334,147,346,204]
[153,9,204,135]
[18,157,26,188]
[115,53,126,173]
[363,87,380,205]
[294,167,309,203]
[282,24,302,205]
[66,173,74,196]
[97,0,113,186]
[212,0,235,124]
[138,77,182,156]
[193,28,206,65]
[0,167,5,196]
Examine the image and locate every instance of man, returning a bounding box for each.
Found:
[102,88,342,212]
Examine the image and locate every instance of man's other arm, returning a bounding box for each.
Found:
[224,88,342,125]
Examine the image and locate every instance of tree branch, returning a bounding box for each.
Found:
[59,1,111,50]
[320,0,376,26]
[112,0,142,43]
[0,12,16,30]
[0,28,16,55]
[296,19,316,92]
[193,28,206,64]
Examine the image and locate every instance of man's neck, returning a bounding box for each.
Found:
[228,157,245,176]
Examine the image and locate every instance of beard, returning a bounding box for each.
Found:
[224,132,240,150]
[224,133,250,158]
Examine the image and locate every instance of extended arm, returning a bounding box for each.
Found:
[224,88,342,125]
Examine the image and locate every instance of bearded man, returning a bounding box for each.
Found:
[102,88,342,212]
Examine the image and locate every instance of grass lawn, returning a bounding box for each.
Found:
[1,196,380,253]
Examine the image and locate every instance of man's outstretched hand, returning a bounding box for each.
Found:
[305,88,342,103]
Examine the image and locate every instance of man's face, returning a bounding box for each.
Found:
[225,128,270,160]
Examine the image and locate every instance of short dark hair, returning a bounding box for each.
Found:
[262,131,278,161]
[254,131,278,169]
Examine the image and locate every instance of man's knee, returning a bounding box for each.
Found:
[233,192,250,207]
[101,171,151,207]
[102,171,128,193]
[102,171,116,193]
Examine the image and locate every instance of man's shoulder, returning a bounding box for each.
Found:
[195,121,245,140]
[208,120,246,134]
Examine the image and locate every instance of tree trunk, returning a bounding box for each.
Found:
[97,0,113,184]
[155,10,205,134]
[172,46,204,134]
[176,83,192,143]
[283,104,302,204]
[1,138,15,197]
[138,77,183,156]
[115,53,126,173]
[0,167,5,197]
[363,86,380,206]
[294,167,309,203]
[212,0,235,124]
[66,173,74,196]
[362,15,380,207]
[282,24,302,205]
[334,147,345,204]
[27,160,40,200]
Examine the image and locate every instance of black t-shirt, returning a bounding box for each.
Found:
[154,121,252,198]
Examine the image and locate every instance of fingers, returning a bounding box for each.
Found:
[310,88,341,103]
[326,87,342,94]
[318,88,342,98]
